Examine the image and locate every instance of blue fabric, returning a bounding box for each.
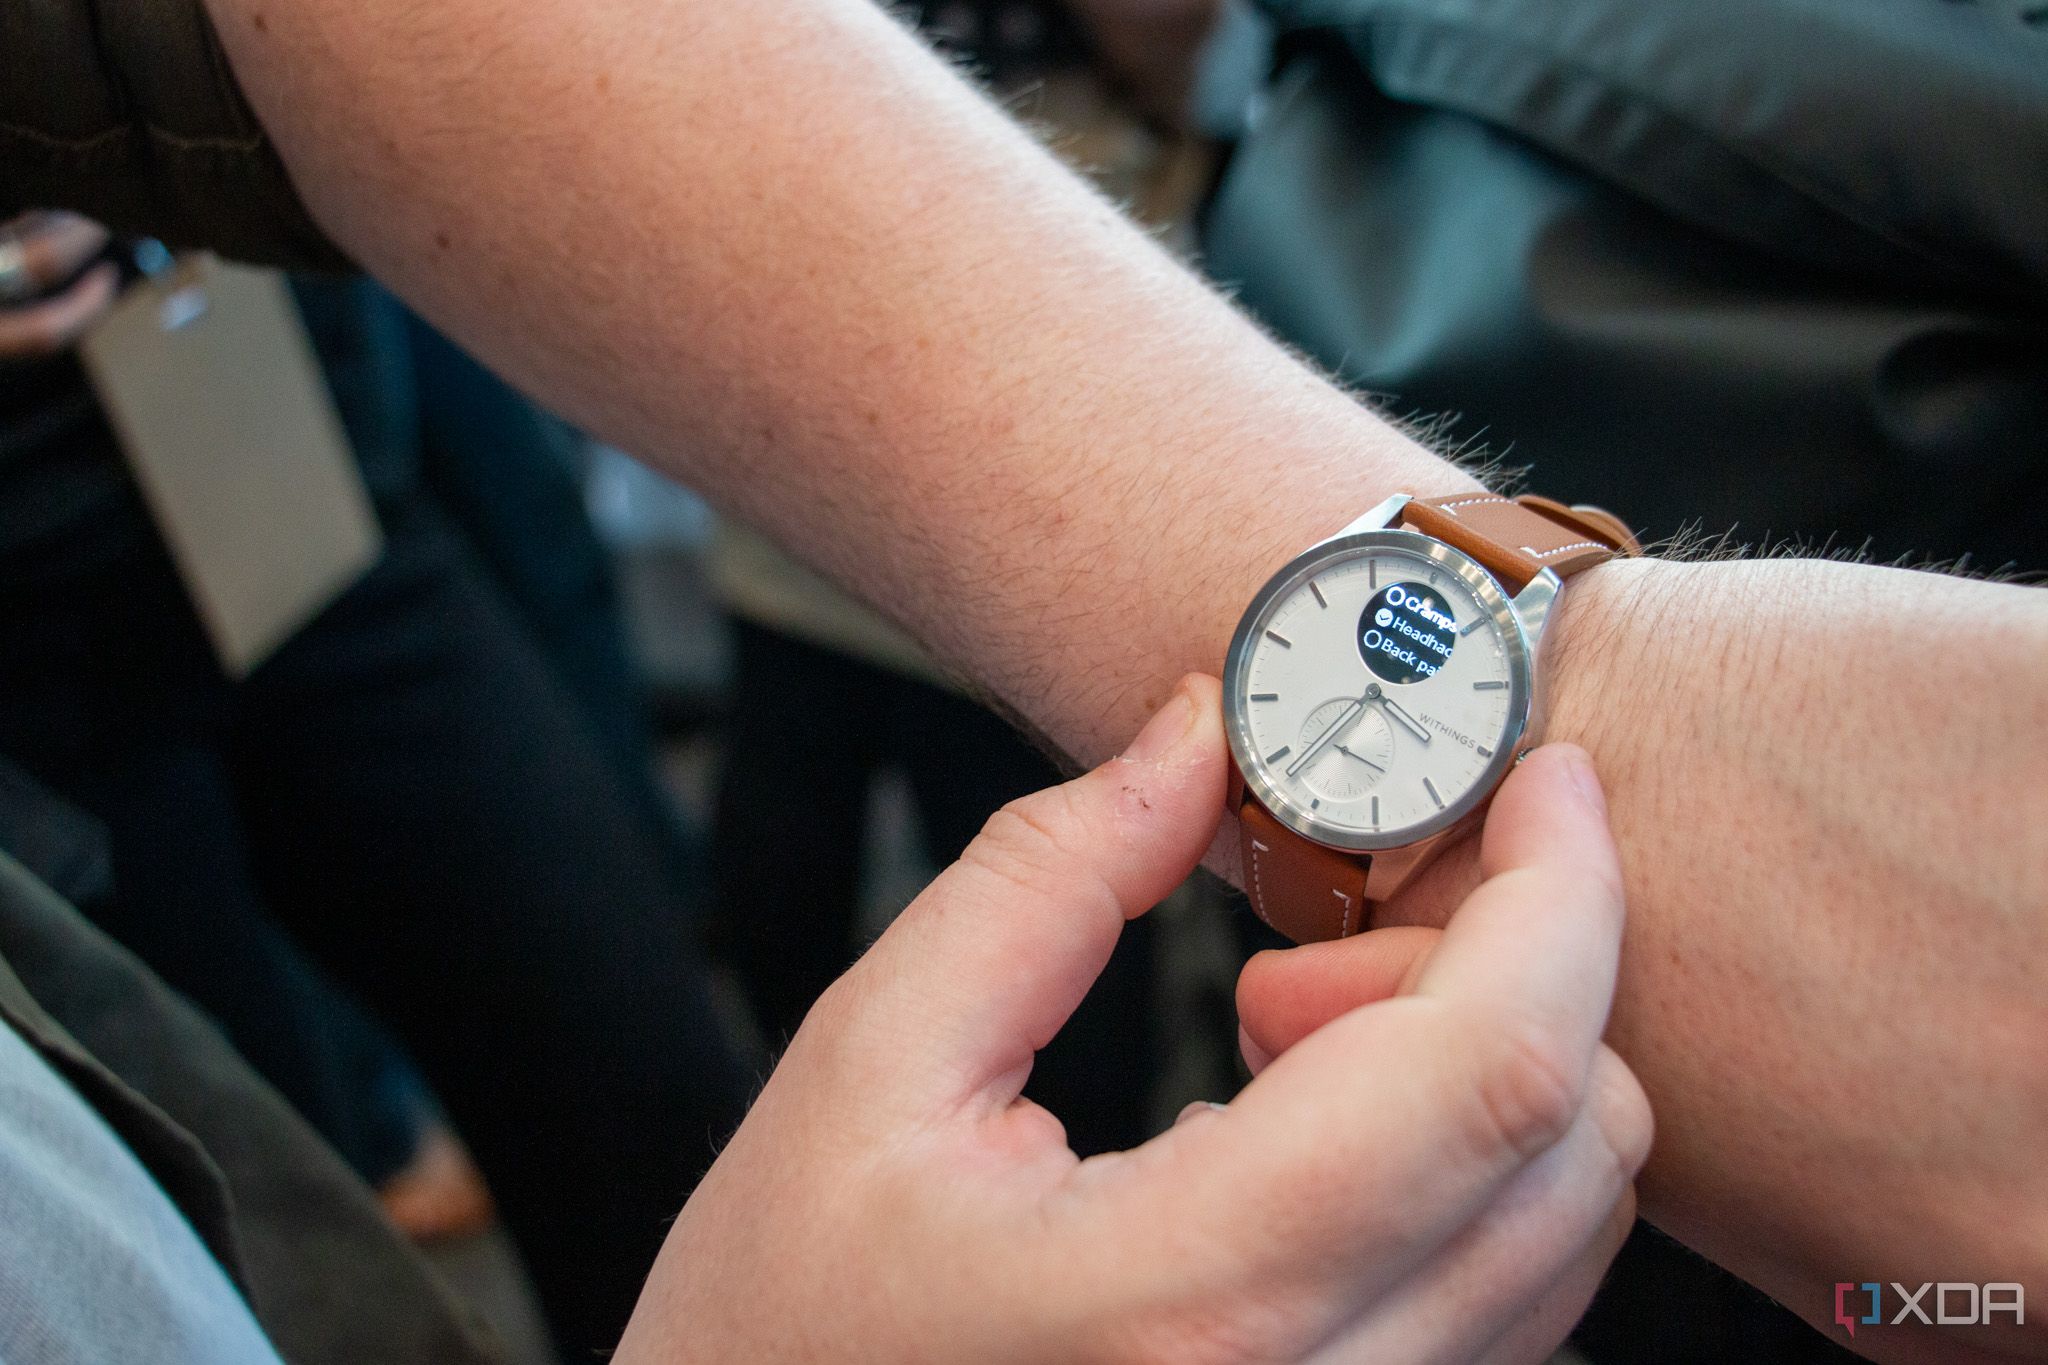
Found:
[0,1016,281,1365]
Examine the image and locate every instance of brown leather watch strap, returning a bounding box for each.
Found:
[1401,493,1641,593]
[1240,798,1370,943]
[1235,492,1639,943]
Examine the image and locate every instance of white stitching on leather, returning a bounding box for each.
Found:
[1522,541,1604,560]
[1334,888,1354,936]
[1435,495,1508,516]
[1247,838,1274,928]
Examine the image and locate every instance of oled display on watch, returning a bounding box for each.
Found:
[1359,582,1457,685]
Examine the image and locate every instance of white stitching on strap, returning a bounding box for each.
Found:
[1247,838,1274,928]
[1435,494,1508,516]
[1523,541,1604,560]
[1334,888,1354,936]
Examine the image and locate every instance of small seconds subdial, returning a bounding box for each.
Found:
[1294,698,1393,803]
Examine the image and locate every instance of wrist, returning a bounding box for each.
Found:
[1362,552,1677,933]
[1539,554,1683,769]
[1046,418,1478,773]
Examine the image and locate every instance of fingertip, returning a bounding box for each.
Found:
[1168,672,1224,757]
[1163,672,1228,779]
[1235,928,1444,1071]
[1119,674,1223,771]
[1234,946,1286,1003]
[1548,743,1606,817]
[1237,1023,1272,1076]
[1232,948,1286,1068]
[1177,671,1223,712]
[1479,744,1619,889]
[1499,744,1589,809]
[1107,675,1227,858]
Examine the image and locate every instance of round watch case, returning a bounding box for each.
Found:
[1222,528,1537,853]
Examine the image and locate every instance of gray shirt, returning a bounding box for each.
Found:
[0,834,501,1365]
[0,1013,281,1365]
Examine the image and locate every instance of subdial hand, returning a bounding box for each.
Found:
[1335,744,1385,773]
[1286,696,1365,777]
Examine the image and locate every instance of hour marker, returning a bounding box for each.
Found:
[1309,581,1328,609]
[1266,746,1291,764]
[1477,745,1494,758]
[1310,798,1321,810]
[1423,777,1444,809]
[1473,680,1507,690]
[1460,617,1484,637]
[1370,795,1380,826]
[1265,630,1292,648]
[1250,692,1279,702]
[1368,560,1378,589]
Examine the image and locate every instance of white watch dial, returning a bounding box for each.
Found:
[1234,541,1520,842]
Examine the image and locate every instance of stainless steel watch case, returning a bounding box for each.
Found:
[1222,494,1562,868]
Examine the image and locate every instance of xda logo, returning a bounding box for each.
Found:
[1833,1282,2024,1337]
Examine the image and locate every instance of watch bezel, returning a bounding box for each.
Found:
[1223,529,1534,853]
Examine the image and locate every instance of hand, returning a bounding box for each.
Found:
[1369,683,1431,744]
[616,678,1649,1364]
[0,212,119,359]
[1287,690,1367,776]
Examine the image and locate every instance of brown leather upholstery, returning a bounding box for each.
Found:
[1236,492,1638,942]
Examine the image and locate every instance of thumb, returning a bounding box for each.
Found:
[832,674,1225,1112]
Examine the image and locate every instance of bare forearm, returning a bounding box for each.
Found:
[202,0,1464,765]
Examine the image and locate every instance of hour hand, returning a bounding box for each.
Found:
[1379,695,1430,744]
[1357,683,1432,744]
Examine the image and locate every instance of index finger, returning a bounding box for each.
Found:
[0,265,119,358]
[16,213,111,289]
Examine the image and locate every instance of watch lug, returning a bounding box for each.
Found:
[1364,819,1464,901]
[1513,568,1563,647]
[1325,493,1412,542]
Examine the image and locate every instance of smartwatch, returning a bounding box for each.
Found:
[1221,491,1640,943]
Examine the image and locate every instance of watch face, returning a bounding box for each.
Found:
[1223,530,1532,851]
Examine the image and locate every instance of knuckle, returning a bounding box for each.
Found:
[799,967,865,1040]
[962,793,1111,909]
[789,963,887,1077]
[1464,1016,1585,1165]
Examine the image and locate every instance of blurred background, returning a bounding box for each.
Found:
[0,0,2038,1362]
